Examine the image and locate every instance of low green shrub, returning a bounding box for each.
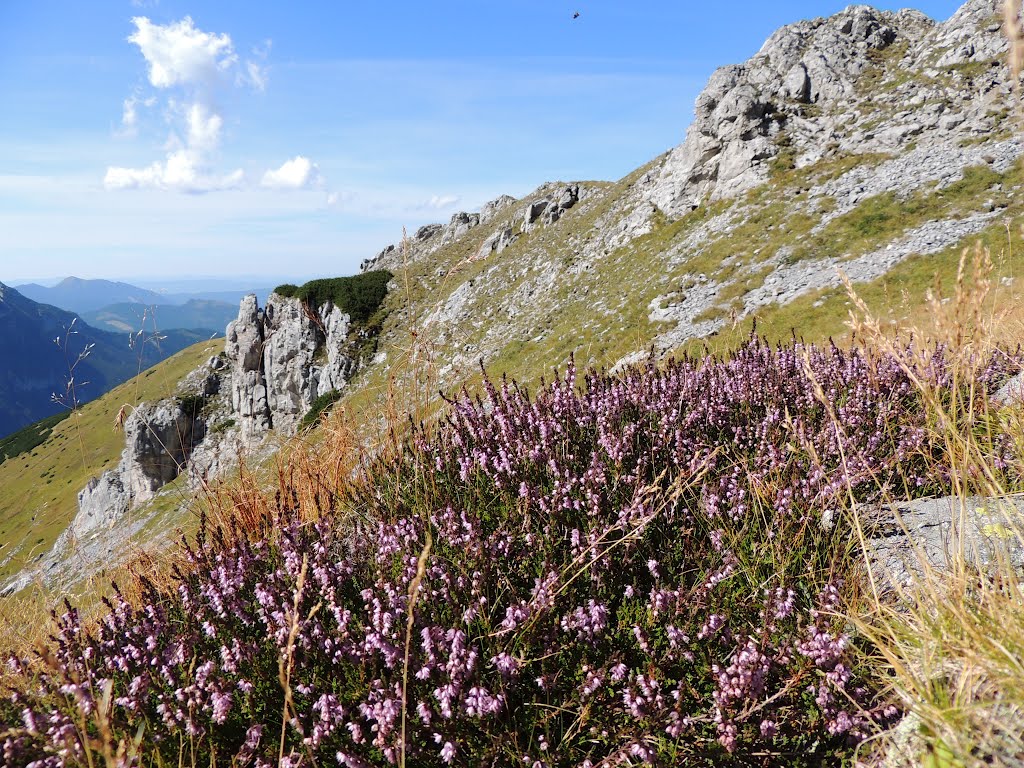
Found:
[299,389,342,430]
[176,394,206,420]
[273,271,392,324]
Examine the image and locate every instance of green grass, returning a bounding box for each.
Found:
[786,164,1012,264]
[0,412,72,465]
[300,389,343,430]
[0,339,223,584]
[691,210,1024,356]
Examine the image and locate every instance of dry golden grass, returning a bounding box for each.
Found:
[823,241,1024,768]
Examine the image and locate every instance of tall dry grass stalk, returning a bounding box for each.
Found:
[826,243,1024,767]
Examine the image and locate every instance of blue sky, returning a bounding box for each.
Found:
[1,0,964,284]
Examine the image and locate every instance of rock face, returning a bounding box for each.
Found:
[47,291,366,591]
[863,495,1024,589]
[226,295,271,440]
[226,293,357,437]
[644,1,1005,217]
[74,383,207,538]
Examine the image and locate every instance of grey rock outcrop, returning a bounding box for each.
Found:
[863,495,1024,589]
[16,289,371,595]
[643,1,1011,218]
[482,226,519,255]
[225,293,360,437]
[480,194,517,223]
[75,397,202,534]
[74,472,130,539]
[442,212,482,245]
[317,303,355,397]
[646,6,921,216]
[226,295,271,440]
[261,294,321,435]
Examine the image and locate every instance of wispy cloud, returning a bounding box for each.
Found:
[105,17,312,195]
[417,194,459,210]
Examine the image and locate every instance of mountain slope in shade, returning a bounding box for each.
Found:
[81,298,236,336]
[0,283,207,438]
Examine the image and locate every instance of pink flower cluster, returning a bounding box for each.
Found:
[6,337,1017,766]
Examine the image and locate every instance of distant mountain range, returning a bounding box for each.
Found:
[14,276,276,316]
[0,282,207,438]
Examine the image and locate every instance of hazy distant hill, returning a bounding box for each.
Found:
[0,282,207,438]
[16,276,277,318]
[82,298,236,336]
[15,276,167,314]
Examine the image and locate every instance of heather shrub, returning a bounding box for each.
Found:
[4,338,1019,767]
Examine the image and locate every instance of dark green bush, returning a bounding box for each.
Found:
[299,389,342,430]
[273,271,392,324]
[274,283,299,298]
[177,394,206,420]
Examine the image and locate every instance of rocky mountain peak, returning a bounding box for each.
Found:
[644,0,1007,217]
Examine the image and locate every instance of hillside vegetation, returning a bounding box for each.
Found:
[274,270,393,324]
[5,262,1024,765]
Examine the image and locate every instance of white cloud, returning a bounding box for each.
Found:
[121,98,139,131]
[185,102,222,153]
[108,17,260,195]
[128,16,236,90]
[104,150,244,193]
[245,60,268,91]
[261,156,321,190]
[420,194,459,210]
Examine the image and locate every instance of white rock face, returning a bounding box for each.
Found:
[71,397,200,541]
[225,293,357,435]
[317,302,354,398]
[74,472,130,538]
[262,293,321,434]
[642,1,1011,218]
[645,6,921,216]
[226,295,271,440]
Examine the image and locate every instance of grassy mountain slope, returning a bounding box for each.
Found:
[0,338,222,585]
[341,152,1024,428]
